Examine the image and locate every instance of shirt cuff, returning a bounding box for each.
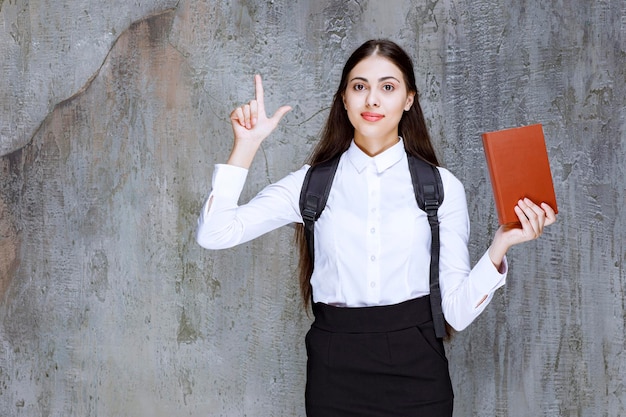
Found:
[199,164,249,220]
[472,251,507,295]
[210,163,248,200]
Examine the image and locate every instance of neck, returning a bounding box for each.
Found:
[353,133,400,157]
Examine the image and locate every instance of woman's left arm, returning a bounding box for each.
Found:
[436,170,557,331]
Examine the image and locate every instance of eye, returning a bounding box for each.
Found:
[353,83,366,91]
[382,84,395,92]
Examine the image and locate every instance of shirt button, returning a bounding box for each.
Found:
[370,228,376,234]
[370,282,376,288]
[370,255,376,262]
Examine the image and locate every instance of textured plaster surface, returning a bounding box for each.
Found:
[0,0,179,156]
[0,0,624,416]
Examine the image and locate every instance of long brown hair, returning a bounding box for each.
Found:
[296,39,440,308]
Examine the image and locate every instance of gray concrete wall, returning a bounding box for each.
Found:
[0,0,624,416]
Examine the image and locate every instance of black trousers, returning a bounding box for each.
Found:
[305,296,454,417]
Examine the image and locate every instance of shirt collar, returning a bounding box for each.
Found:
[346,137,406,174]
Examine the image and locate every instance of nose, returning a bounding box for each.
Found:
[366,90,379,107]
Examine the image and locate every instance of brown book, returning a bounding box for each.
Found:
[482,123,558,225]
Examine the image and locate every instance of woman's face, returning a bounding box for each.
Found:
[342,54,415,153]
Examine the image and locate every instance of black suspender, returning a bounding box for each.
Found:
[299,153,446,339]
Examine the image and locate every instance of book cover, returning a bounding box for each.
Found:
[482,123,559,225]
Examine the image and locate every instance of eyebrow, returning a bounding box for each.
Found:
[349,76,401,83]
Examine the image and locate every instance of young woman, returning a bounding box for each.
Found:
[196,39,556,417]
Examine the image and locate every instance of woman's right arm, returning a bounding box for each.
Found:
[195,163,307,249]
[196,75,295,250]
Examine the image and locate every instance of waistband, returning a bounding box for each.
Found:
[311,296,433,334]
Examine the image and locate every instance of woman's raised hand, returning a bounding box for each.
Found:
[227,75,292,168]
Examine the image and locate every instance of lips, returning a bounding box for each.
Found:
[361,112,384,122]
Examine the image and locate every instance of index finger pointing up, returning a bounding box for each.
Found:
[254,74,265,113]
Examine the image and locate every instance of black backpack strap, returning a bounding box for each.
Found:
[407,154,446,339]
[299,155,341,264]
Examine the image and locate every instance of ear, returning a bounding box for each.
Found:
[404,91,415,111]
[342,93,347,110]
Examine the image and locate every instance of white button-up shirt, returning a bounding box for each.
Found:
[197,139,506,331]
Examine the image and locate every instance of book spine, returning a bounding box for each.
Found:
[482,134,507,224]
